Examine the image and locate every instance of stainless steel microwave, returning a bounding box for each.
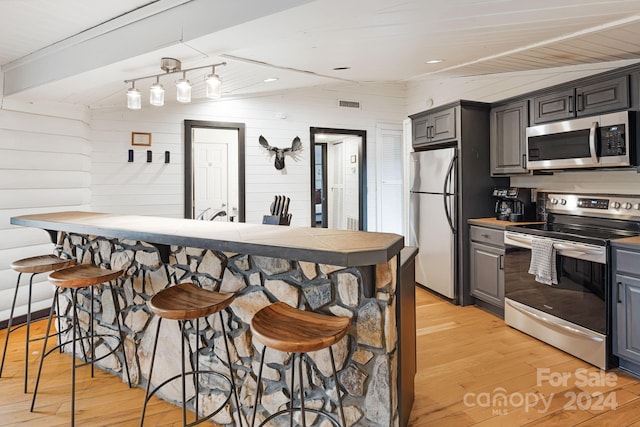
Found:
[526,110,639,170]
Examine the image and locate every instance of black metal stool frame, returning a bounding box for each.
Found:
[251,346,346,427]
[0,270,68,393]
[30,281,132,427]
[140,311,243,427]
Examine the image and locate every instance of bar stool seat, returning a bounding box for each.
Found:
[30,264,131,427]
[1,254,75,393]
[140,283,242,427]
[48,264,123,288]
[251,302,350,353]
[250,302,350,427]
[148,282,234,320]
[11,254,75,274]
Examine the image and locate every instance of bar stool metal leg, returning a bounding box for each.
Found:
[108,281,132,387]
[250,347,267,427]
[139,318,162,427]
[31,277,131,426]
[219,312,244,427]
[30,289,57,412]
[329,347,347,427]
[251,347,345,427]
[0,273,23,379]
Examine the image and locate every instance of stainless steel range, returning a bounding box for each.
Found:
[504,193,640,370]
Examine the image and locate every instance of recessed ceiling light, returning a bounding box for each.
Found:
[333,67,351,71]
[264,77,279,83]
[425,59,444,64]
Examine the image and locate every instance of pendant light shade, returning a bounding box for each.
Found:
[125,59,226,109]
[205,73,222,99]
[176,74,192,103]
[127,84,142,110]
[149,78,165,106]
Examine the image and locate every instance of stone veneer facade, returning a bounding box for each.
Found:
[55,232,399,426]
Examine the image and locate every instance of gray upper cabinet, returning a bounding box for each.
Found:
[532,75,629,124]
[490,100,528,175]
[411,106,456,147]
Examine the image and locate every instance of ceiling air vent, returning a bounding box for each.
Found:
[338,100,361,109]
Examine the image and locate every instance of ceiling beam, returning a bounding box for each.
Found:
[2,0,311,96]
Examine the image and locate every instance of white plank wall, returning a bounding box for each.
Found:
[0,100,91,323]
[90,82,408,227]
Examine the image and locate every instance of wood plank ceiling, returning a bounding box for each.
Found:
[2,0,640,107]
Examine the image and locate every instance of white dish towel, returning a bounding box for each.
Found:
[528,238,557,285]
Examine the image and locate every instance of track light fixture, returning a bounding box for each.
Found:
[127,81,142,110]
[149,76,164,106]
[124,58,226,109]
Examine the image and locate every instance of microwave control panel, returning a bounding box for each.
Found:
[600,124,626,156]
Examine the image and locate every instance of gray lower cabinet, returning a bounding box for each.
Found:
[490,100,528,175]
[613,247,640,372]
[470,226,505,310]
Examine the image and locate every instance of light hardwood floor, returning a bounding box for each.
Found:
[410,287,640,426]
[1,288,640,426]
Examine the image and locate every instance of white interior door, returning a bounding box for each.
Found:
[377,126,403,234]
[194,143,228,220]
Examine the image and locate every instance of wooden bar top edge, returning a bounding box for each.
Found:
[11,211,404,267]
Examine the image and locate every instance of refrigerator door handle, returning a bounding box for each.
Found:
[443,153,457,234]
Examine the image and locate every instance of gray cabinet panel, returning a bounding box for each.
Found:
[577,75,630,116]
[532,88,575,124]
[411,106,456,147]
[490,100,528,175]
[470,225,503,246]
[431,107,456,142]
[532,75,630,124]
[615,273,640,363]
[616,248,640,276]
[412,115,429,146]
[470,241,504,308]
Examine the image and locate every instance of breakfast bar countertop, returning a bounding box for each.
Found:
[11,211,404,267]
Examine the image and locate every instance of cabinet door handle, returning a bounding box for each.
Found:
[618,281,623,304]
[428,125,433,139]
[522,154,527,169]
[499,254,504,270]
[577,94,584,111]
[568,95,574,113]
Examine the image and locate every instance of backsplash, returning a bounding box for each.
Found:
[511,169,640,195]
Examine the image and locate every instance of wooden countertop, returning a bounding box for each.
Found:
[11,211,404,267]
[612,236,640,250]
[468,217,545,230]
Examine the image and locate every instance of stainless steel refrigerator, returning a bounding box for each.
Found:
[409,148,457,298]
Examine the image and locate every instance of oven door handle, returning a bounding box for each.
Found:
[506,300,604,342]
[552,243,604,256]
[505,232,605,261]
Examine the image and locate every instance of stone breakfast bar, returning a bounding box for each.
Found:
[10,211,416,427]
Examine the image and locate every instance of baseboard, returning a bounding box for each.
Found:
[0,308,50,330]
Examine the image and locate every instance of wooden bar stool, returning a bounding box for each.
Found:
[0,254,75,393]
[250,302,350,427]
[30,264,132,427]
[140,283,242,427]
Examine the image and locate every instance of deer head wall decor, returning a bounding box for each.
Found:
[259,135,302,170]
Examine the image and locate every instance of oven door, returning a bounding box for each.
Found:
[504,231,607,334]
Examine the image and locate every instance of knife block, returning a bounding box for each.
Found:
[262,215,291,226]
